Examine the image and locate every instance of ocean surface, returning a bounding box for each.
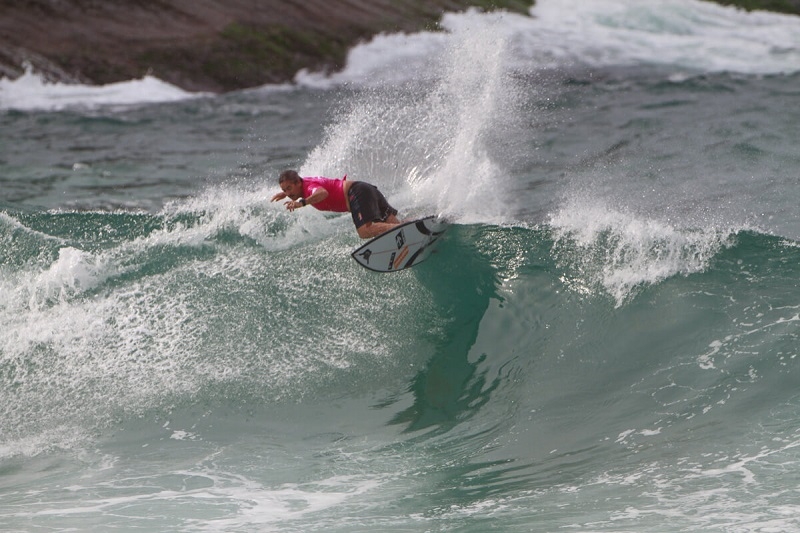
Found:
[2,0,800,531]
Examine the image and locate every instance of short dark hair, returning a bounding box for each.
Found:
[279,169,301,184]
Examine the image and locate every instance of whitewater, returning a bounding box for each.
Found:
[2,0,800,531]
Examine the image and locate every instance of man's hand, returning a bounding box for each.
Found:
[271,191,287,202]
[285,200,303,212]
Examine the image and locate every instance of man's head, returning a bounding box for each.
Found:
[278,170,303,200]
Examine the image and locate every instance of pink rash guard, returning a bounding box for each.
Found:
[302,176,348,212]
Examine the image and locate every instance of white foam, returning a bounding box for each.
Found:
[295,31,448,89]
[0,64,208,111]
[184,473,383,531]
[163,182,339,251]
[27,247,111,308]
[295,9,529,90]
[0,188,426,455]
[0,425,91,459]
[549,198,735,305]
[529,0,800,74]
[296,0,800,90]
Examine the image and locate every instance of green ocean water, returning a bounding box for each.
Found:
[2,1,800,531]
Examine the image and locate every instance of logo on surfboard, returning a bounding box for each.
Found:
[357,248,372,264]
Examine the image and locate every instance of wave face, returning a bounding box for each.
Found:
[2,0,800,531]
[1,207,799,530]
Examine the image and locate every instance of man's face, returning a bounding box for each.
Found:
[281,179,303,200]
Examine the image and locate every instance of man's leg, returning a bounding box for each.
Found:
[357,220,399,239]
[350,182,401,238]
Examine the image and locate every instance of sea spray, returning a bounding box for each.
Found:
[409,12,518,222]
[302,10,526,224]
[549,198,736,306]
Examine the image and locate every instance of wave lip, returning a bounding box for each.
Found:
[549,200,737,306]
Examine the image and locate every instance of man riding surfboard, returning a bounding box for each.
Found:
[271,170,401,239]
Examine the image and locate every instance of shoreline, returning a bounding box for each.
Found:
[0,0,797,93]
[0,0,534,93]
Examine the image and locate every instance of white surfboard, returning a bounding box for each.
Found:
[351,216,448,272]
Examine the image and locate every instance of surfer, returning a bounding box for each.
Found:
[271,170,401,239]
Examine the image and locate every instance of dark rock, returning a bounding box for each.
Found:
[0,0,535,92]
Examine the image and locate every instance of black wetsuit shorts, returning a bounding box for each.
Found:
[347,182,398,229]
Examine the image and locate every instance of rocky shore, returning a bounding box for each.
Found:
[0,0,533,92]
[0,0,797,93]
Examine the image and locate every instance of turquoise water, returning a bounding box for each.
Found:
[2,1,800,531]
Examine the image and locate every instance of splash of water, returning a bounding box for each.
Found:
[549,197,736,306]
[302,11,526,224]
